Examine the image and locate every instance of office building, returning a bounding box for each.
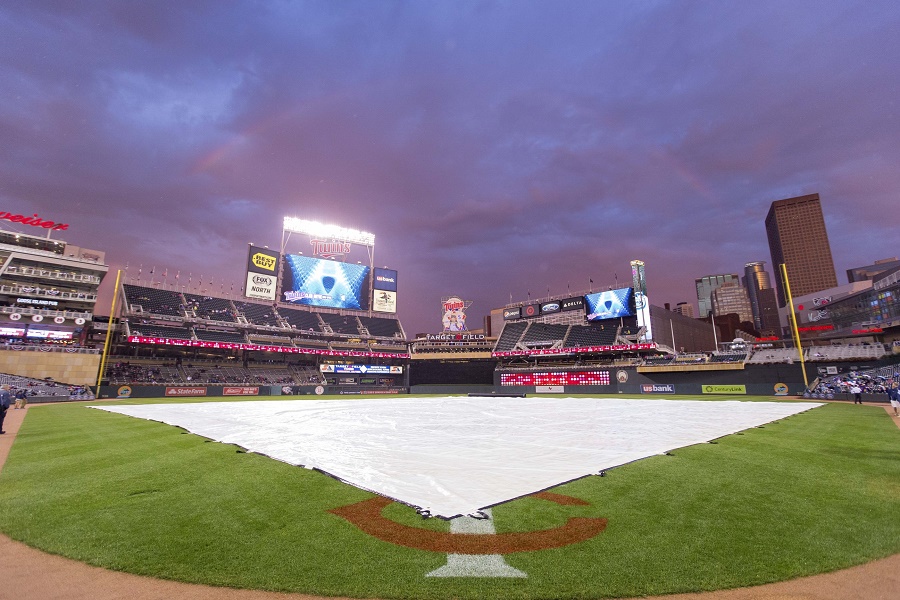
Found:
[846,257,900,283]
[673,302,695,318]
[743,261,772,331]
[695,273,739,318]
[765,193,838,306]
[756,287,782,336]
[711,281,753,324]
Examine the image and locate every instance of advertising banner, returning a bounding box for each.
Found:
[165,387,208,397]
[223,386,260,396]
[561,297,585,312]
[320,364,403,374]
[373,289,397,313]
[540,301,561,315]
[503,307,521,320]
[245,271,278,301]
[641,383,675,394]
[246,245,280,301]
[442,296,471,331]
[373,268,398,292]
[701,384,747,394]
[522,304,540,318]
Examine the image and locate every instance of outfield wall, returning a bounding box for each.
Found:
[95,384,407,399]
[494,364,812,397]
[0,347,101,385]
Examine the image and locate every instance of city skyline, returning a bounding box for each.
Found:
[2,2,898,335]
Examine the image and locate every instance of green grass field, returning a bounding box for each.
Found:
[1,395,898,599]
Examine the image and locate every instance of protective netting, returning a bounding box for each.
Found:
[91,396,821,518]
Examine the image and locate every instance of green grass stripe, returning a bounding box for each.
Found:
[0,396,897,599]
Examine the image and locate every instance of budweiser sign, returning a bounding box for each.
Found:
[223,386,260,396]
[0,211,69,231]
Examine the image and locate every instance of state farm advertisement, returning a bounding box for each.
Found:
[165,387,208,397]
[223,386,260,396]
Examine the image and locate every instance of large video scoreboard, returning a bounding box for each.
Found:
[281,254,370,310]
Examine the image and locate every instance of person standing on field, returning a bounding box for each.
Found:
[0,385,11,434]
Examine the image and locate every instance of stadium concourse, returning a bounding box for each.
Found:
[1,405,898,600]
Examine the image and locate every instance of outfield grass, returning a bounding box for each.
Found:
[0,395,898,599]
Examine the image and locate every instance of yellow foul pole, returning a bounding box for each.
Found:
[780,263,809,389]
[95,269,122,395]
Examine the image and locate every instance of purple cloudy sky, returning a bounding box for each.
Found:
[2,1,898,335]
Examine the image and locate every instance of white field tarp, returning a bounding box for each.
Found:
[91,396,821,519]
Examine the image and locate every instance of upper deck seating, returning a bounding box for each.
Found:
[319,313,361,335]
[521,323,569,347]
[123,284,186,318]
[234,301,283,327]
[358,315,403,338]
[183,293,236,322]
[193,329,247,344]
[128,323,193,340]
[494,321,528,351]
[278,307,323,332]
[563,324,618,348]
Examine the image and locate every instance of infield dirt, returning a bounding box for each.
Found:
[2,402,897,600]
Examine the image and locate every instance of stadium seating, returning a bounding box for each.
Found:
[105,361,185,385]
[746,348,804,364]
[278,306,323,332]
[234,301,284,328]
[642,356,675,365]
[292,338,331,350]
[123,284,187,318]
[562,324,618,348]
[319,313,361,335]
[521,323,569,347]
[708,353,747,364]
[0,373,72,397]
[806,344,888,361]
[358,315,403,338]
[127,322,194,340]
[183,293,237,322]
[193,329,247,344]
[247,334,295,346]
[673,353,708,364]
[494,321,528,351]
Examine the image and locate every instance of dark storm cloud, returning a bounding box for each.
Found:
[1,1,898,333]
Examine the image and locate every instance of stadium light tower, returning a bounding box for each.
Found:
[280,216,378,315]
[281,217,376,265]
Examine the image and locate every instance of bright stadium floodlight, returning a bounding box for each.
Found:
[282,217,375,246]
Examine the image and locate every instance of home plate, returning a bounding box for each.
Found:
[91,396,821,519]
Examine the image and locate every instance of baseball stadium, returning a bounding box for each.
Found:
[0,214,898,600]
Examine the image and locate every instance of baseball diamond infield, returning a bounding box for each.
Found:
[1,397,898,600]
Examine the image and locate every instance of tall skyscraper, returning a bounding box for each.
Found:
[765,193,838,307]
[695,273,739,318]
[756,287,782,336]
[743,261,771,331]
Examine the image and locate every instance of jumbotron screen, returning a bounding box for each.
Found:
[585,287,635,321]
[281,254,370,310]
